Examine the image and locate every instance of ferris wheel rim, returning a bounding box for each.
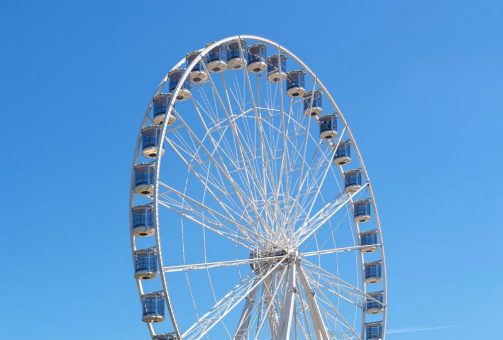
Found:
[130,34,387,340]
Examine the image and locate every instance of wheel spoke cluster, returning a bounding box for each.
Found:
[130,35,387,340]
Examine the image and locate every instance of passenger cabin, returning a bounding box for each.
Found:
[267,54,287,82]
[227,39,247,70]
[366,291,385,314]
[365,321,383,340]
[344,169,363,194]
[206,43,228,73]
[304,90,323,116]
[364,261,383,284]
[168,68,191,101]
[354,199,371,223]
[142,291,165,323]
[334,140,351,165]
[360,229,379,253]
[141,126,164,158]
[319,114,337,139]
[131,203,155,237]
[185,51,208,84]
[286,70,305,98]
[152,93,175,126]
[247,44,267,73]
[134,163,156,195]
[134,247,158,280]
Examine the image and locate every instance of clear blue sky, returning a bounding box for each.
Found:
[1,0,502,339]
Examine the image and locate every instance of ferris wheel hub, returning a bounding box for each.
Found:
[249,247,300,275]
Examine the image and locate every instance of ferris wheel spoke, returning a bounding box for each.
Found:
[166,110,273,238]
[290,127,347,232]
[302,259,368,307]
[183,255,289,340]
[291,82,316,213]
[198,62,277,236]
[158,199,252,251]
[192,94,266,233]
[164,133,232,198]
[317,294,360,339]
[285,135,330,230]
[297,182,368,246]
[280,98,302,223]
[232,112,281,234]
[182,271,256,340]
[315,304,353,339]
[284,87,320,221]
[202,62,263,198]
[273,46,291,228]
[226,79,255,155]
[163,255,294,274]
[166,130,205,166]
[301,244,377,257]
[193,88,255,180]
[225,41,281,231]
[296,191,350,245]
[163,134,257,235]
[168,111,254,207]
[240,54,283,233]
[245,113,312,233]
[184,97,262,229]
[296,127,346,226]
[274,95,295,233]
[157,181,273,249]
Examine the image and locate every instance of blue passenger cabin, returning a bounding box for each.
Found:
[344,169,363,194]
[227,39,247,70]
[185,51,208,84]
[142,291,165,323]
[319,114,337,139]
[366,291,384,314]
[168,68,191,101]
[333,140,351,165]
[134,163,156,195]
[134,247,158,280]
[141,126,164,158]
[354,199,371,223]
[131,203,155,237]
[360,229,379,253]
[267,54,287,82]
[304,90,323,116]
[365,321,383,340]
[152,93,175,126]
[206,43,228,73]
[286,70,305,98]
[247,43,267,73]
[152,93,168,125]
[364,261,383,284]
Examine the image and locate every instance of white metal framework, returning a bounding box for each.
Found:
[130,35,387,340]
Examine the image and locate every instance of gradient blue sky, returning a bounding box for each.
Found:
[1,0,502,339]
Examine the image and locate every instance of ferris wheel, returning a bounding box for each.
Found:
[129,35,387,340]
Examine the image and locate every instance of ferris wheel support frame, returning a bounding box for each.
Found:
[130,34,387,340]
